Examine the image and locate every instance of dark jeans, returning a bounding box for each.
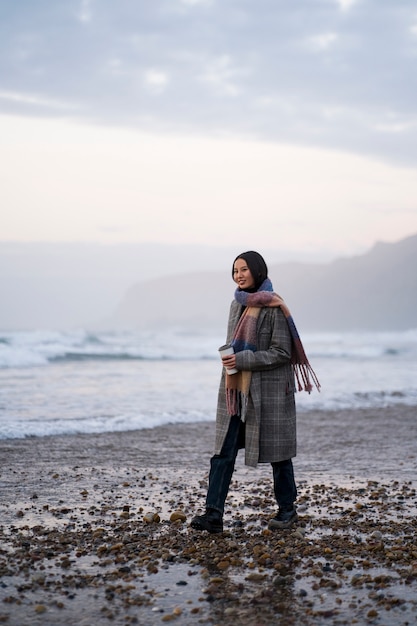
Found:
[206,415,297,515]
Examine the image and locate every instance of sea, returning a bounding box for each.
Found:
[1,328,417,440]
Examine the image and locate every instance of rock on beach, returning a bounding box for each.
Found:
[1,406,417,625]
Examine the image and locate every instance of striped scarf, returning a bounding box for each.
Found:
[226,278,320,420]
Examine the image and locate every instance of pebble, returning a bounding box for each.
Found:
[143,512,160,523]
[1,470,417,626]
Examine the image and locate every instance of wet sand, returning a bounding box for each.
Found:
[1,406,417,625]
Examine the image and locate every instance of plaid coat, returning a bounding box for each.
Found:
[214,300,297,468]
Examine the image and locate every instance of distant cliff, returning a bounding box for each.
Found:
[113,233,417,332]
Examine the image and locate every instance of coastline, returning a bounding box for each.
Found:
[2,404,416,477]
[1,405,417,625]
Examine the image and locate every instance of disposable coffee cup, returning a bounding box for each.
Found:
[218,344,238,375]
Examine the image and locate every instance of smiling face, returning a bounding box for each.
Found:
[233,257,256,290]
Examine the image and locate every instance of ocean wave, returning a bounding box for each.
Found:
[1,328,417,369]
[0,344,49,368]
[0,329,223,369]
[304,330,417,360]
[0,410,214,440]
[50,352,146,362]
[0,348,216,368]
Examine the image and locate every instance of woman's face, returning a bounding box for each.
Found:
[233,258,255,290]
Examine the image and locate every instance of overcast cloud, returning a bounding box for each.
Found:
[2,0,417,165]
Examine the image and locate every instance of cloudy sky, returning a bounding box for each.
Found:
[1,0,417,259]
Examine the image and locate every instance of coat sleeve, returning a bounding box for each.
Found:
[234,307,292,372]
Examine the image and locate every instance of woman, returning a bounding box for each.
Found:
[191,251,319,534]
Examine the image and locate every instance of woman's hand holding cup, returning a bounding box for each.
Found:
[218,344,238,375]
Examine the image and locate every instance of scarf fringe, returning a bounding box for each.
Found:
[290,326,321,393]
[226,388,249,422]
[293,362,321,393]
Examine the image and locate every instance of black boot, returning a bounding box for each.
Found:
[190,508,223,534]
[268,505,298,530]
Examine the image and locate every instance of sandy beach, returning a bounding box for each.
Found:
[1,406,417,625]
